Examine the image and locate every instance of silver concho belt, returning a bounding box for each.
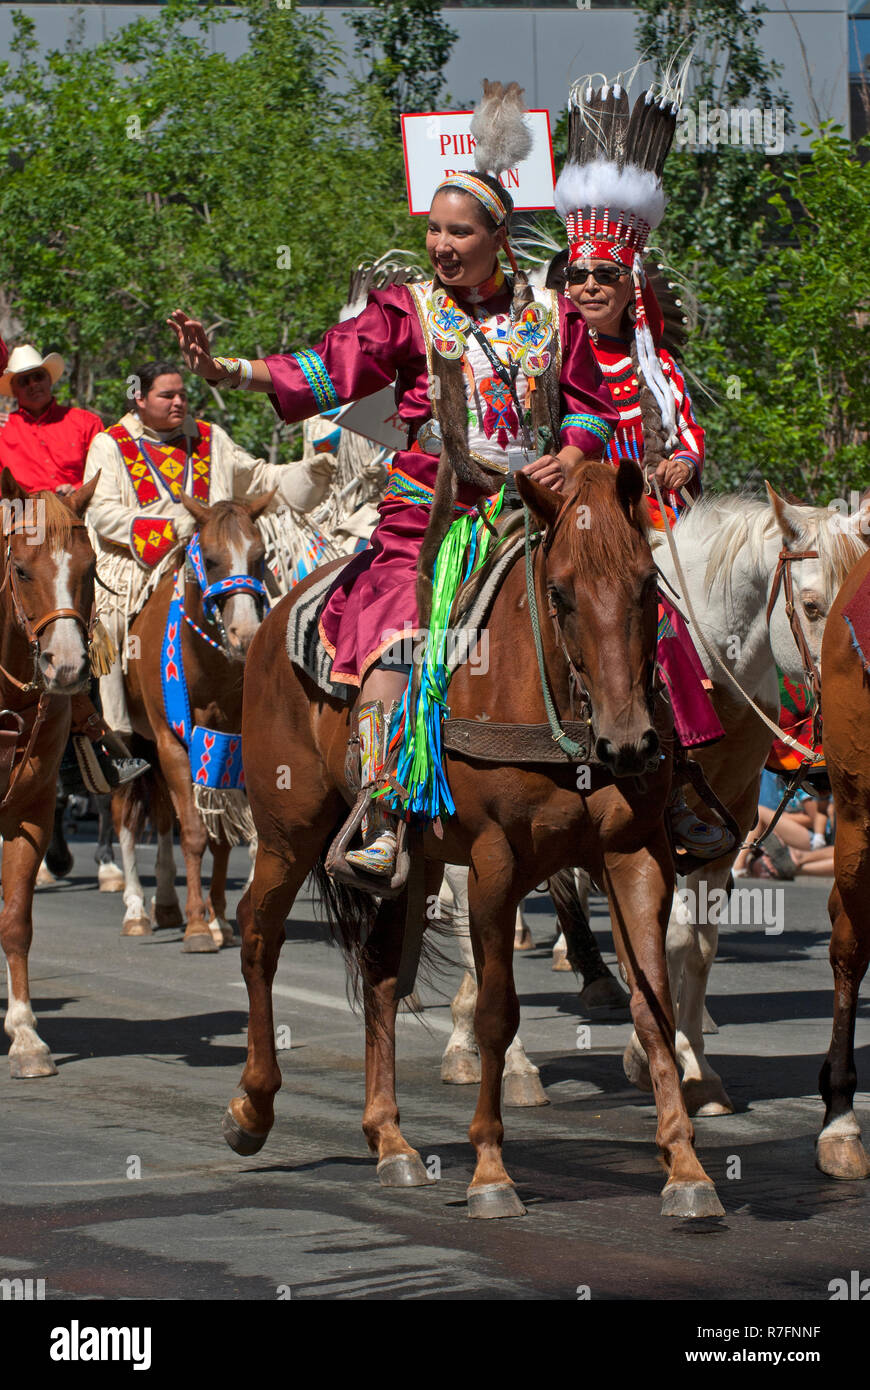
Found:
[415,419,442,456]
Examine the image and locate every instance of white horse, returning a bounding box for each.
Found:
[622,486,869,1113]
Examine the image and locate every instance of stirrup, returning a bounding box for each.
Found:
[345,828,398,877]
[669,793,735,860]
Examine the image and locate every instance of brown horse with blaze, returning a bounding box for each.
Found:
[0,468,99,1077]
[227,459,724,1219]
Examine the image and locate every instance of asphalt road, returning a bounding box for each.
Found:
[1,832,868,1302]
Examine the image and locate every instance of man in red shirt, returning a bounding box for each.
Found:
[0,344,103,492]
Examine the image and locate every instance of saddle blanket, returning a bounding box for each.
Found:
[284,533,525,698]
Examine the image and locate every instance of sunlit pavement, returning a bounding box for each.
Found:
[1,835,866,1301]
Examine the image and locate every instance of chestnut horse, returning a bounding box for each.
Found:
[114,492,273,952]
[227,461,724,1220]
[0,470,99,1077]
[815,546,870,1180]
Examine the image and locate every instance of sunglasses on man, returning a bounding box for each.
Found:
[568,265,630,287]
[14,370,50,387]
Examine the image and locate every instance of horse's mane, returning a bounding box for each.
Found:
[199,499,258,546]
[564,463,649,584]
[675,491,867,603]
[29,490,79,547]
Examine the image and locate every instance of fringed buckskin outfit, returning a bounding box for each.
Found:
[84,410,336,735]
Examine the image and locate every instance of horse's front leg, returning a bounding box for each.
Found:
[361,875,440,1188]
[605,836,723,1218]
[155,731,217,954]
[465,842,528,1218]
[222,840,310,1154]
[0,811,57,1078]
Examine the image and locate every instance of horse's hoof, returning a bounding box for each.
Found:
[552,954,573,972]
[9,1050,58,1079]
[682,1077,734,1117]
[121,916,152,938]
[623,1041,653,1092]
[182,925,220,954]
[467,1182,526,1219]
[151,899,184,930]
[208,916,237,948]
[702,1007,719,1034]
[514,928,534,952]
[45,849,73,879]
[579,974,631,1017]
[503,1071,549,1107]
[661,1180,725,1219]
[97,862,125,893]
[440,1049,480,1084]
[377,1153,433,1187]
[221,1107,268,1156]
[35,863,57,889]
[816,1135,870,1180]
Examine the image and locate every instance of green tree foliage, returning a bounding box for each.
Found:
[633,1,869,497]
[0,0,429,458]
[703,128,870,498]
[346,0,458,128]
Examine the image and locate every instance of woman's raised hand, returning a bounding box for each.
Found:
[166,310,225,382]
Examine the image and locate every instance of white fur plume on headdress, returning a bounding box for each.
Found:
[470,79,533,177]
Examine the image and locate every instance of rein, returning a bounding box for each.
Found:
[650,476,824,857]
[522,504,590,760]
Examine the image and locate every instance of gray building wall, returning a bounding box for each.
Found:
[0,3,853,146]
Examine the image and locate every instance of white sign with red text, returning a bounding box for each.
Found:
[401,109,555,216]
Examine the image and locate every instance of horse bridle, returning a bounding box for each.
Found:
[0,522,96,694]
[765,545,823,746]
[182,530,270,659]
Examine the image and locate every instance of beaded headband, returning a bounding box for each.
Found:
[435,172,509,226]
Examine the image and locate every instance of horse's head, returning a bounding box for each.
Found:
[180,491,275,661]
[766,483,870,678]
[517,460,661,777]
[0,468,98,694]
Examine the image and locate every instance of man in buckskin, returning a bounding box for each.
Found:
[84,360,337,743]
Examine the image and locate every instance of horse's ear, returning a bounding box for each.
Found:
[246,489,277,522]
[0,467,26,503]
[515,471,563,531]
[66,473,99,517]
[181,492,210,524]
[765,481,802,546]
[616,458,644,525]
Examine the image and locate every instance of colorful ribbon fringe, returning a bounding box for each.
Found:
[378,488,505,820]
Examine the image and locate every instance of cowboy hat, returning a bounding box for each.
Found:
[0,344,65,396]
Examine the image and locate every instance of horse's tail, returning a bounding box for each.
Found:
[309,820,450,1025]
[309,835,380,1011]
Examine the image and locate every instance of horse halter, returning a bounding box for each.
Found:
[0,521,96,693]
[765,545,823,745]
[183,530,270,657]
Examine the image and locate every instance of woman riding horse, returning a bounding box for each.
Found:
[169,80,727,873]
